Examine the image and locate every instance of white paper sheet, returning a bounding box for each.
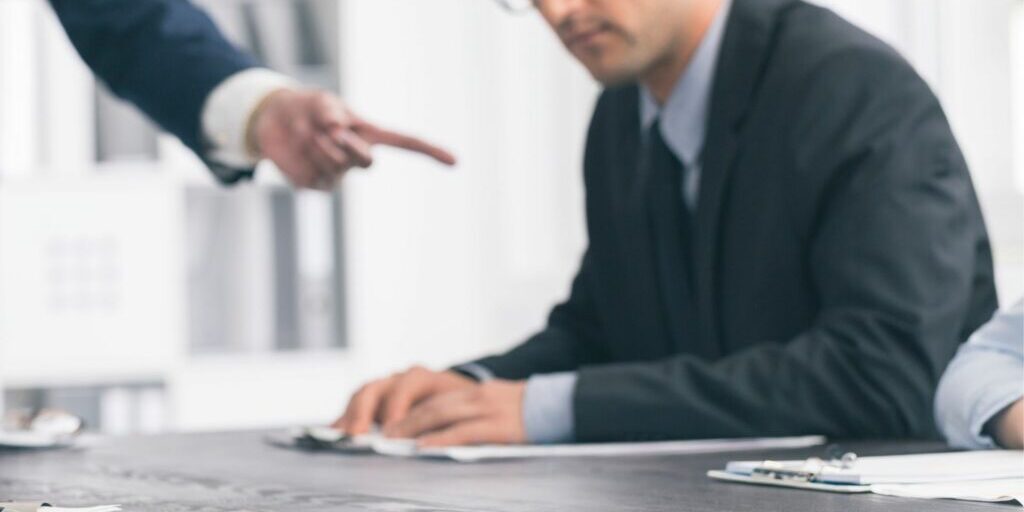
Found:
[0,430,75,449]
[48,507,122,512]
[725,450,1024,485]
[373,435,827,462]
[871,478,1024,508]
[0,504,120,512]
[274,428,825,462]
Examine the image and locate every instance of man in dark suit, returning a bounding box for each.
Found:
[334,0,997,446]
[48,0,455,187]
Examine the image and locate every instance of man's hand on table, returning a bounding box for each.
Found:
[249,89,457,190]
[332,366,527,447]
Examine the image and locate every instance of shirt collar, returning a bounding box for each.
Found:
[641,0,732,169]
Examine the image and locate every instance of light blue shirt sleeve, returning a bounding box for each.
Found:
[935,298,1024,449]
[523,372,578,444]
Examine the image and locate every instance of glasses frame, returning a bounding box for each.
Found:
[494,0,536,14]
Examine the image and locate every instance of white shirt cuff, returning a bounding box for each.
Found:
[935,299,1024,449]
[453,363,496,382]
[201,68,298,168]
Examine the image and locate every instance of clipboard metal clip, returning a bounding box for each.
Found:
[750,450,858,483]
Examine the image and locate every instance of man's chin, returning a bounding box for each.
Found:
[586,66,642,87]
[577,55,645,87]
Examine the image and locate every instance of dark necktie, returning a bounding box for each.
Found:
[644,120,698,349]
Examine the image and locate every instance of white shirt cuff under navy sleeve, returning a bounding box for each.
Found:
[934,298,1024,449]
[454,363,495,382]
[523,372,578,444]
[201,68,297,168]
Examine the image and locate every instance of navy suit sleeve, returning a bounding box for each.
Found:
[49,0,259,182]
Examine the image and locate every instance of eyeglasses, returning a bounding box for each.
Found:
[494,0,538,14]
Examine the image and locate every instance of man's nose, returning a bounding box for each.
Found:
[538,0,589,26]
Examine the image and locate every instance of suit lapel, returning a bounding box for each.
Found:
[694,0,794,354]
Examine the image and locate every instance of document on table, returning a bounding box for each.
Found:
[871,478,1024,506]
[0,431,76,450]
[721,450,1024,484]
[387,435,826,462]
[1,410,83,450]
[0,503,120,512]
[269,427,826,462]
[709,450,1024,508]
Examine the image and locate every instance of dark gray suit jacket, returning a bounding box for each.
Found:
[469,0,997,442]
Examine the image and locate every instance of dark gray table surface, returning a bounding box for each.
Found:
[0,430,1011,511]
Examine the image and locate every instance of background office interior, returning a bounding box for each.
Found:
[0,0,1021,435]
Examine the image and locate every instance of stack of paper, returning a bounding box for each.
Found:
[2,409,83,450]
[269,427,827,462]
[380,435,827,462]
[0,431,76,450]
[0,503,120,512]
[721,450,1023,484]
[872,478,1024,505]
[709,450,1024,507]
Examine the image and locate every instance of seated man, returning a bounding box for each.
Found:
[334,0,997,446]
[935,299,1023,450]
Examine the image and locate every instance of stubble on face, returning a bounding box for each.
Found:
[549,1,686,84]
[544,0,719,103]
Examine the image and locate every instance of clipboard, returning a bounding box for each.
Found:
[709,450,1024,496]
[707,469,871,493]
[708,449,871,493]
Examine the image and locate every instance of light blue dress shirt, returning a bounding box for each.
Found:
[521,0,734,444]
[934,298,1024,449]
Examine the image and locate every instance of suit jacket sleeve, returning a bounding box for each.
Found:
[49,0,259,183]
[569,47,991,442]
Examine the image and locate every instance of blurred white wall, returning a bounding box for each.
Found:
[338,0,594,377]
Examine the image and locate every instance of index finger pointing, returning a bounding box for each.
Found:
[354,122,457,166]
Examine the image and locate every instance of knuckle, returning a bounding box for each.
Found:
[314,92,339,111]
[290,119,312,137]
[470,388,487,404]
[481,382,505,402]
[404,366,428,381]
[348,395,368,413]
[421,400,442,417]
[357,379,383,397]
